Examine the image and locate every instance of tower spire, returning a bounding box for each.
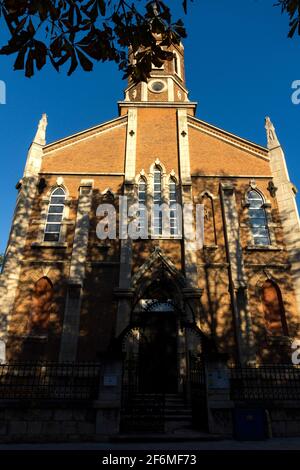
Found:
[265,116,280,150]
[33,113,48,146]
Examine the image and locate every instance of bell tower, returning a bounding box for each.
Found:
[123,43,190,104]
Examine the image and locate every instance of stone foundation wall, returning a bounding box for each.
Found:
[0,403,120,443]
[269,407,300,437]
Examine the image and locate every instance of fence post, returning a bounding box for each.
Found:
[95,356,123,436]
[205,353,233,436]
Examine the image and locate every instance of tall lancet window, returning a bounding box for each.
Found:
[138,178,147,231]
[169,178,178,235]
[44,187,66,242]
[262,281,288,336]
[173,51,181,78]
[153,167,163,235]
[248,190,270,246]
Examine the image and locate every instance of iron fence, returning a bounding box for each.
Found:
[0,362,101,400]
[121,356,165,433]
[230,365,300,402]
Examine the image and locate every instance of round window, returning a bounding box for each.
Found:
[149,80,165,93]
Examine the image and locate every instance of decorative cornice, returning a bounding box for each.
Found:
[118,101,197,110]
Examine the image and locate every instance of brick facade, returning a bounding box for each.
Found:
[1,42,299,368]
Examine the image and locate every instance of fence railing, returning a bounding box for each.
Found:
[230,365,300,402]
[0,362,101,400]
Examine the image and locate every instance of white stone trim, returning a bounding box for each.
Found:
[124,108,138,183]
[134,169,147,185]
[173,50,182,79]
[59,179,94,362]
[177,109,192,185]
[141,82,148,101]
[118,101,197,110]
[167,77,174,101]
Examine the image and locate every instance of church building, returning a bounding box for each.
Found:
[0,42,300,438]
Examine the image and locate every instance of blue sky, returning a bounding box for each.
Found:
[0,0,299,252]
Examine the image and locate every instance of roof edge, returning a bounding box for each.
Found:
[44,115,127,151]
[188,115,268,155]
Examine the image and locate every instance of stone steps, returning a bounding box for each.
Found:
[121,393,194,434]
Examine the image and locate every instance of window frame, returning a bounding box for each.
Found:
[247,189,271,247]
[44,187,66,242]
[153,166,163,236]
[169,177,178,236]
[138,177,147,232]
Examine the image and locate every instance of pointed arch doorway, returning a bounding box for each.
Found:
[120,248,205,398]
[138,299,178,393]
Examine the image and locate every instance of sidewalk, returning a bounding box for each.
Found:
[0,437,300,450]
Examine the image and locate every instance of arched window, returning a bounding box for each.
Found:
[138,178,147,231]
[262,281,288,336]
[248,190,270,246]
[169,178,178,235]
[173,51,181,77]
[31,277,53,335]
[202,192,217,246]
[44,187,66,242]
[153,167,163,235]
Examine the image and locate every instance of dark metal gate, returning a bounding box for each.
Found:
[120,355,165,433]
[188,352,208,431]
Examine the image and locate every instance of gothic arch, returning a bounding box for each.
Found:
[200,191,217,246]
[135,170,147,185]
[45,182,69,200]
[101,187,115,201]
[131,247,186,313]
[254,272,288,337]
[30,276,54,335]
[149,158,167,176]
[245,186,271,246]
[173,49,181,78]
[261,280,288,337]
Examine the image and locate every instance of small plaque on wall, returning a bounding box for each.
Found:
[103,375,118,386]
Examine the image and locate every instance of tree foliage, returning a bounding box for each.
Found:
[0,1,299,81]
[0,0,189,81]
[277,0,300,38]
